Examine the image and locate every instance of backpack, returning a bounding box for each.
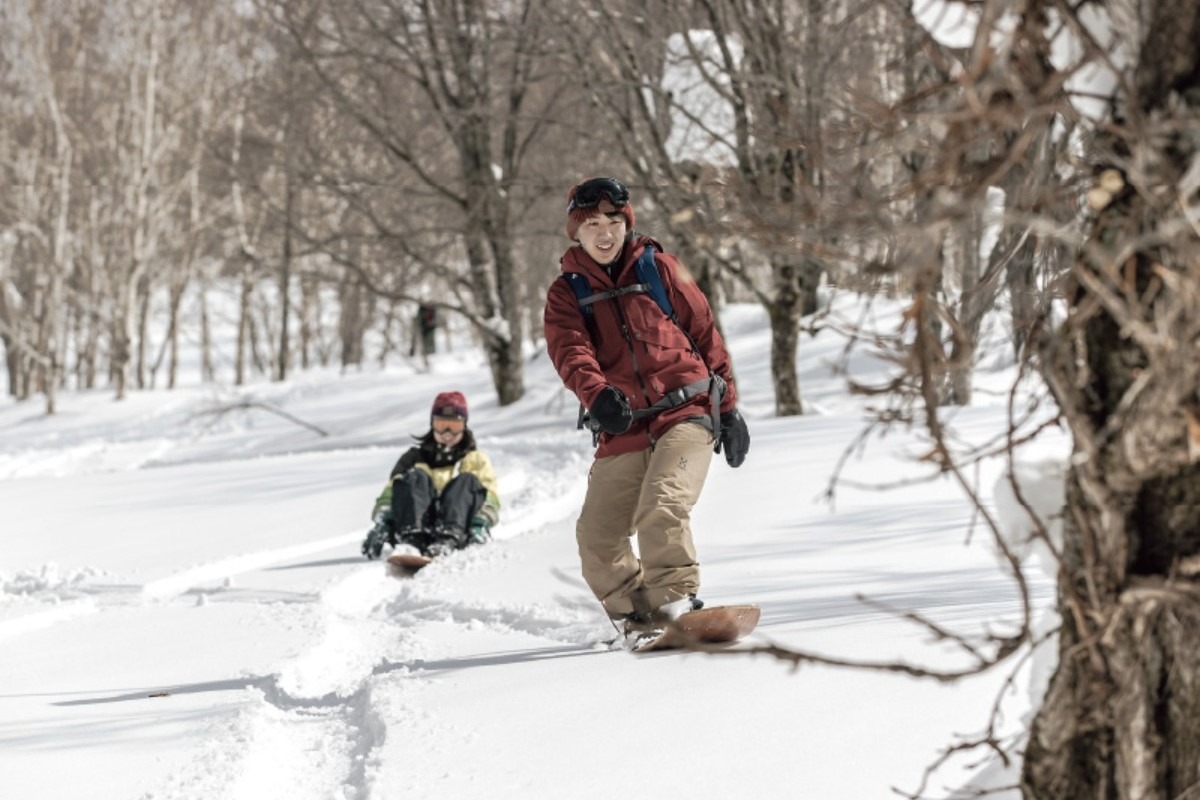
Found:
[558,244,724,439]
[561,244,677,334]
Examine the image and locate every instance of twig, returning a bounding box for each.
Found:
[191,400,329,437]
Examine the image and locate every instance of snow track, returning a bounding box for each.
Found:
[128,431,596,800]
[142,533,364,600]
[0,597,98,644]
[3,402,600,800]
[143,540,597,800]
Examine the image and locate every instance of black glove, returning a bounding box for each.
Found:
[717,408,750,468]
[589,386,633,435]
[362,523,388,559]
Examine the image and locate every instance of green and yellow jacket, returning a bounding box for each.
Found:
[372,430,500,525]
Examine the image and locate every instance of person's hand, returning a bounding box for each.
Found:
[362,521,389,559]
[717,408,750,468]
[590,386,632,435]
[469,516,492,545]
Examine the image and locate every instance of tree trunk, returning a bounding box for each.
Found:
[767,257,812,416]
[1,333,17,398]
[78,195,103,390]
[339,272,365,370]
[300,274,316,370]
[199,268,215,383]
[1024,1,1200,793]
[235,262,254,386]
[166,274,184,389]
[150,273,186,390]
[111,280,136,400]
[277,128,294,383]
[1006,235,1039,361]
[377,297,399,365]
[135,274,151,389]
[487,244,525,407]
[39,268,63,415]
[945,207,992,407]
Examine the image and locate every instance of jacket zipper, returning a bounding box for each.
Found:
[610,295,660,447]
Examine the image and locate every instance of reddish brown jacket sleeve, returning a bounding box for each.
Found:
[544,276,608,409]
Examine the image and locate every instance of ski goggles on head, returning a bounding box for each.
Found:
[567,177,629,213]
[432,418,465,435]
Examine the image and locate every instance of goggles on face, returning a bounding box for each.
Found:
[432,418,465,435]
[567,177,629,214]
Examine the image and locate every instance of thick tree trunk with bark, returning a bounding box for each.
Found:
[1023,1,1200,793]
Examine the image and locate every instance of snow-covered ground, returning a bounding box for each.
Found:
[0,295,1066,799]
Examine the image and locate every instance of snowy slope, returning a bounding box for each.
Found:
[0,296,1066,799]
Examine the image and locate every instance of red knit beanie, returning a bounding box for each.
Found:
[431,390,468,421]
[565,181,635,240]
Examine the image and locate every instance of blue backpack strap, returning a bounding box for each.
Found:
[560,245,671,322]
[561,273,594,318]
[633,244,674,319]
[559,245,723,438]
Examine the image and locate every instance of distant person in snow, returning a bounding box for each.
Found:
[361,391,500,559]
[410,303,439,367]
[542,176,750,634]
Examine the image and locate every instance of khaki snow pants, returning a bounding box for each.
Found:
[576,421,715,618]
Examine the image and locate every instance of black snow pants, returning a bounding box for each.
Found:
[391,470,486,547]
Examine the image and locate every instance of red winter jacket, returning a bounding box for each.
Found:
[543,235,738,458]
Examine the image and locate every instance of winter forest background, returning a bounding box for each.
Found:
[4,0,1200,797]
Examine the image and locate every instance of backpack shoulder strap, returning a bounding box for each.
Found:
[560,272,599,341]
[633,245,674,320]
[559,245,671,322]
[559,245,724,437]
[559,245,702,355]
[561,272,595,316]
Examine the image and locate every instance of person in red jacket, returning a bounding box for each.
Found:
[543,176,750,636]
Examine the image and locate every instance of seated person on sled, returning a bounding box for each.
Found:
[361,391,500,559]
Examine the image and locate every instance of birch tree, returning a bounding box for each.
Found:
[0,0,81,412]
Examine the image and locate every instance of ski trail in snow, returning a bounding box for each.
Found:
[273,569,403,700]
[142,565,414,800]
[0,534,362,647]
[144,437,596,800]
[0,597,98,644]
[157,546,598,800]
[142,532,362,599]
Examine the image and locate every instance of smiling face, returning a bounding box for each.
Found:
[431,416,465,447]
[576,211,627,265]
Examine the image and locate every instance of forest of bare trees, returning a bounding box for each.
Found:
[0,0,1064,416]
[3,2,1199,794]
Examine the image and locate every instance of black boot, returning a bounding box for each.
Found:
[424,523,466,558]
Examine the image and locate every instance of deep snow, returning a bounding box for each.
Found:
[0,295,1066,799]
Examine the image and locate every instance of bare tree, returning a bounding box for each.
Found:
[0,0,87,412]
[260,0,573,405]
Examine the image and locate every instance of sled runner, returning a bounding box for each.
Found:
[633,604,761,653]
[386,553,433,576]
